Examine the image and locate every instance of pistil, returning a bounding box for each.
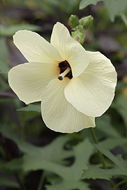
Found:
[58,67,70,80]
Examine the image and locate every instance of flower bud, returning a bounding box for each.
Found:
[79,15,93,29]
[68,15,79,28]
[72,30,85,44]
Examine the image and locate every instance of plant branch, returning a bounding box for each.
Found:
[37,171,45,190]
[89,128,116,190]
[90,128,106,168]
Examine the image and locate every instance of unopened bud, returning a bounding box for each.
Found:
[79,15,93,29]
[72,30,85,44]
[68,15,79,28]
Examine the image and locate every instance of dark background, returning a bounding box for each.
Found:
[0,0,127,190]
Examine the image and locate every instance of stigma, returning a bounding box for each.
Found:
[58,67,71,80]
[58,60,73,80]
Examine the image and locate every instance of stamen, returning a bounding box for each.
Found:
[58,67,70,80]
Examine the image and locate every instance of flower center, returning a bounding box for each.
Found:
[58,60,73,80]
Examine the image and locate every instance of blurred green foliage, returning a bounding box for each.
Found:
[0,0,127,190]
[80,0,127,21]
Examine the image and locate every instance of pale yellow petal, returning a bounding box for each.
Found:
[51,22,89,77]
[8,62,57,104]
[64,51,117,117]
[41,79,95,133]
[13,30,62,63]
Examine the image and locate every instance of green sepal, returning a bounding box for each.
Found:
[79,15,94,29]
[68,15,79,28]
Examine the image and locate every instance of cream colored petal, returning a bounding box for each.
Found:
[65,51,117,117]
[51,22,89,77]
[8,62,57,104]
[13,30,62,63]
[41,79,95,133]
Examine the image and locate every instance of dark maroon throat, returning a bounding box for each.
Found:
[58,60,73,79]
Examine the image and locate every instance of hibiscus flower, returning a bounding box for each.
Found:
[8,22,117,133]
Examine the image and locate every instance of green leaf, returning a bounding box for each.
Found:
[69,138,94,179]
[96,115,120,138]
[22,136,73,175]
[100,138,127,150]
[23,139,93,190]
[82,141,127,180]
[0,124,93,190]
[82,165,127,180]
[121,13,127,26]
[79,0,127,21]
[0,158,23,171]
[113,94,127,126]
[25,139,93,189]
[0,177,19,188]
[17,104,41,112]
[104,0,127,21]
[0,38,9,73]
[95,144,127,172]
[46,139,93,190]
[79,0,100,10]
[0,124,25,149]
[46,180,90,190]
[0,124,71,165]
[0,24,41,37]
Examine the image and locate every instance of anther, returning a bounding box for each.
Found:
[58,76,63,80]
[58,67,70,81]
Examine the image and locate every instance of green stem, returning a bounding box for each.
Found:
[37,172,45,190]
[120,13,127,27]
[114,179,127,189]
[110,179,116,190]
[15,173,25,190]
[90,128,106,168]
[89,128,116,190]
